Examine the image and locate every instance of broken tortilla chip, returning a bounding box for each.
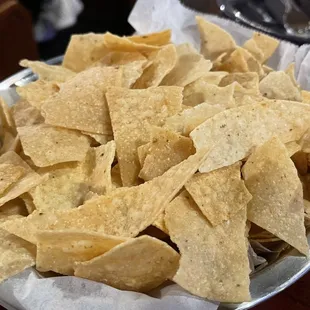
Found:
[74,235,179,292]
[242,137,308,256]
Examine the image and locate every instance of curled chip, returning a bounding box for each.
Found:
[139,127,195,181]
[106,86,182,186]
[185,162,252,226]
[190,100,310,173]
[41,67,122,135]
[0,149,208,243]
[74,235,179,292]
[165,191,250,302]
[17,124,90,167]
[242,137,308,256]
[36,230,127,275]
[196,16,236,61]
[259,71,301,101]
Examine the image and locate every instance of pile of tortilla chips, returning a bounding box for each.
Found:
[0,16,309,304]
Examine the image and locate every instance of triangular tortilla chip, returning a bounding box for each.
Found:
[89,141,116,194]
[106,86,182,186]
[63,33,109,72]
[252,32,279,64]
[134,44,177,88]
[196,16,236,61]
[139,127,195,181]
[259,71,301,101]
[160,43,212,87]
[128,30,171,46]
[41,66,122,134]
[74,235,179,292]
[217,48,249,73]
[165,191,250,302]
[185,162,252,226]
[243,38,264,63]
[36,230,127,275]
[190,100,310,173]
[17,124,90,167]
[164,101,224,136]
[242,137,308,256]
[20,60,76,83]
[1,149,209,243]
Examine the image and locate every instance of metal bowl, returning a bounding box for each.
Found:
[0,56,309,310]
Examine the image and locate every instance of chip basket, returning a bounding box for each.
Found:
[0,55,309,310]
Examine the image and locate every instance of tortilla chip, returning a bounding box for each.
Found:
[134,44,177,88]
[36,230,127,275]
[286,141,301,157]
[137,143,151,167]
[301,90,310,104]
[160,43,212,87]
[242,137,308,256]
[190,100,310,173]
[164,101,224,136]
[139,127,195,181]
[16,80,60,110]
[30,161,91,212]
[74,235,179,292]
[285,63,299,88]
[196,16,236,61]
[21,193,36,214]
[153,212,169,234]
[89,141,116,195]
[0,149,208,243]
[41,66,122,135]
[259,71,301,101]
[111,164,122,188]
[106,86,182,186]
[17,124,90,167]
[243,38,264,63]
[252,32,279,63]
[185,162,252,225]
[103,32,160,54]
[217,48,249,73]
[0,164,25,195]
[128,30,171,46]
[165,191,250,302]
[11,99,44,127]
[20,59,76,83]
[219,72,260,93]
[0,98,15,133]
[0,215,36,283]
[63,33,109,72]
[81,132,112,146]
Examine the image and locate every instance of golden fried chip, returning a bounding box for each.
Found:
[139,127,195,181]
[74,235,179,292]
[30,161,91,212]
[1,149,208,243]
[259,71,301,101]
[0,164,25,195]
[160,43,212,87]
[164,101,224,136]
[20,59,76,83]
[190,100,310,173]
[16,80,60,110]
[17,124,90,167]
[196,16,236,61]
[103,32,160,54]
[165,191,250,302]
[36,230,127,275]
[11,99,44,127]
[219,72,260,93]
[252,32,279,63]
[185,162,252,226]
[63,33,109,72]
[243,38,264,63]
[153,212,169,234]
[0,98,15,132]
[134,45,177,88]
[89,141,116,195]
[0,215,36,283]
[128,30,171,46]
[41,66,122,134]
[302,90,310,104]
[217,48,249,73]
[106,86,182,186]
[242,137,308,256]
[0,151,45,207]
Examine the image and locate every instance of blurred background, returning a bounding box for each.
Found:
[0,0,310,80]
